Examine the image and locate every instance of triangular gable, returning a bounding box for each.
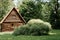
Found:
[0,7,26,24]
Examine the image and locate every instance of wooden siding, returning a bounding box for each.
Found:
[2,22,23,31]
[4,10,23,22]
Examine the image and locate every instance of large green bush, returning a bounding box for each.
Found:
[28,23,52,35]
[13,19,52,36]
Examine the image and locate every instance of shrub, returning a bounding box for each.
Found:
[27,19,44,24]
[28,23,42,35]
[28,23,52,35]
[27,19,52,35]
[13,19,52,36]
[13,25,30,36]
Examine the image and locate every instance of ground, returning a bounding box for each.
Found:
[0,29,60,40]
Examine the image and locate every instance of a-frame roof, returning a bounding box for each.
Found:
[0,7,26,24]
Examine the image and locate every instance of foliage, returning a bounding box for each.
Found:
[13,25,30,35]
[13,19,52,36]
[18,0,60,29]
[41,2,52,22]
[50,0,60,29]
[19,0,53,23]
[0,0,13,21]
[27,19,44,24]
[27,19,52,35]
[19,0,42,22]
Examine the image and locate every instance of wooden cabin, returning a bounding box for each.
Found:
[0,7,26,32]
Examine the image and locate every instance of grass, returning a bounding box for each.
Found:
[0,29,60,40]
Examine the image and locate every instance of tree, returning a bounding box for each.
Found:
[41,2,52,22]
[0,0,13,21]
[19,0,42,22]
[50,0,60,29]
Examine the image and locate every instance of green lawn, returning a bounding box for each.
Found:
[0,30,60,40]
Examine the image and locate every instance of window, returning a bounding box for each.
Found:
[12,24,13,26]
